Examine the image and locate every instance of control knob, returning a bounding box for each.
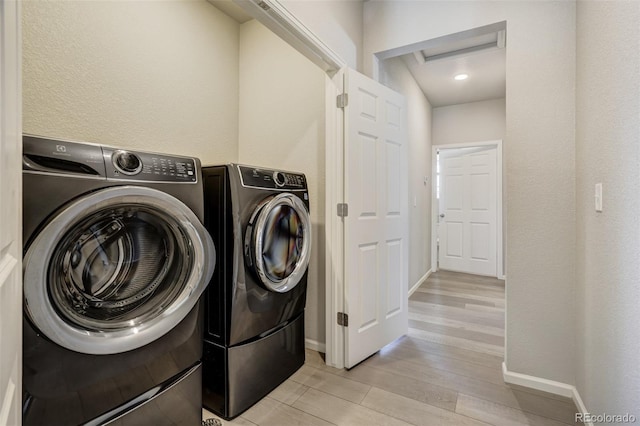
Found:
[113,150,142,175]
[273,171,286,187]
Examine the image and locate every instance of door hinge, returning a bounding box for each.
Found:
[337,312,349,327]
[257,1,271,11]
[336,93,348,108]
[337,203,349,217]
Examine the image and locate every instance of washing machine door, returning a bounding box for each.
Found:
[23,186,215,355]
[247,193,312,293]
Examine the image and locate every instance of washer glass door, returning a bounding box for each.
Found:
[249,193,311,293]
[23,186,215,355]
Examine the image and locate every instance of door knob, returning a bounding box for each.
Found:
[439,214,445,218]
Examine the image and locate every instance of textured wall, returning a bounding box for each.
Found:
[576,0,640,416]
[380,57,433,288]
[433,99,505,146]
[364,1,576,385]
[238,20,327,346]
[280,0,363,71]
[22,0,239,163]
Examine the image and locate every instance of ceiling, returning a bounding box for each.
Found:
[208,0,253,23]
[397,25,506,108]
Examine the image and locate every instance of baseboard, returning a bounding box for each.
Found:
[502,363,592,426]
[305,338,326,354]
[572,388,592,426]
[409,269,432,297]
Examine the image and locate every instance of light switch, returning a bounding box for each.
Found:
[595,183,603,212]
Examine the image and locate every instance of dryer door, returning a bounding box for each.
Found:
[247,193,312,293]
[23,186,215,355]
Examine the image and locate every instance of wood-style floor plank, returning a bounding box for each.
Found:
[378,342,505,386]
[408,318,505,346]
[332,362,460,412]
[361,387,489,426]
[267,379,309,406]
[243,397,336,426]
[292,388,412,426]
[408,327,505,357]
[408,311,505,337]
[456,394,571,426]
[289,365,371,404]
[415,287,506,307]
[410,300,505,328]
[392,335,505,369]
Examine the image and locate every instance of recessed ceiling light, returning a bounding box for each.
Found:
[454,74,469,81]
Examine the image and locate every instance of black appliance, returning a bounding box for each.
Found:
[201,164,311,419]
[22,135,216,425]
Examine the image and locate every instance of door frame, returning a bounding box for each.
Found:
[431,140,504,279]
[0,0,23,423]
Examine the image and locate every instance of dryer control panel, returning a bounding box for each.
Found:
[238,165,307,190]
[23,135,198,184]
[104,148,197,183]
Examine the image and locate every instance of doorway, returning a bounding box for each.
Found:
[432,141,503,278]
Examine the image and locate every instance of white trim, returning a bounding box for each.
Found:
[324,70,345,369]
[0,255,18,289]
[304,338,326,354]
[502,363,592,426]
[431,140,504,279]
[502,362,573,398]
[233,0,346,75]
[572,389,592,426]
[0,378,15,426]
[431,147,439,275]
[409,269,432,297]
[0,2,22,425]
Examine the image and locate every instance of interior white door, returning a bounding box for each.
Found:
[438,146,497,276]
[343,68,408,368]
[0,1,23,424]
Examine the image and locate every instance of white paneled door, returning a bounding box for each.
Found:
[0,1,23,425]
[438,146,497,277]
[343,68,408,369]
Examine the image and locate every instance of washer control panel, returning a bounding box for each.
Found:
[104,148,197,183]
[239,165,306,190]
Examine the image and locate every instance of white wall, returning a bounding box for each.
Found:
[238,19,327,347]
[22,0,240,164]
[380,57,433,289]
[280,0,363,71]
[364,1,576,385]
[433,98,505,146]
[576,1,640,417]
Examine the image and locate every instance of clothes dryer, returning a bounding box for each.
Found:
[22,135,215,425]
[201,164,311,419]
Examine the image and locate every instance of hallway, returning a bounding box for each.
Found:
[204,271,581,425]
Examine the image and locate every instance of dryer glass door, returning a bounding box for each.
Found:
[250,193,311,293]
[23,186,215,355]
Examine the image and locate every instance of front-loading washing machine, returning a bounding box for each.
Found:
[201,164,311,419]
[22,135,216,425]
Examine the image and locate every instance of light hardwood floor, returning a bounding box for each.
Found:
[204,271,581,426]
